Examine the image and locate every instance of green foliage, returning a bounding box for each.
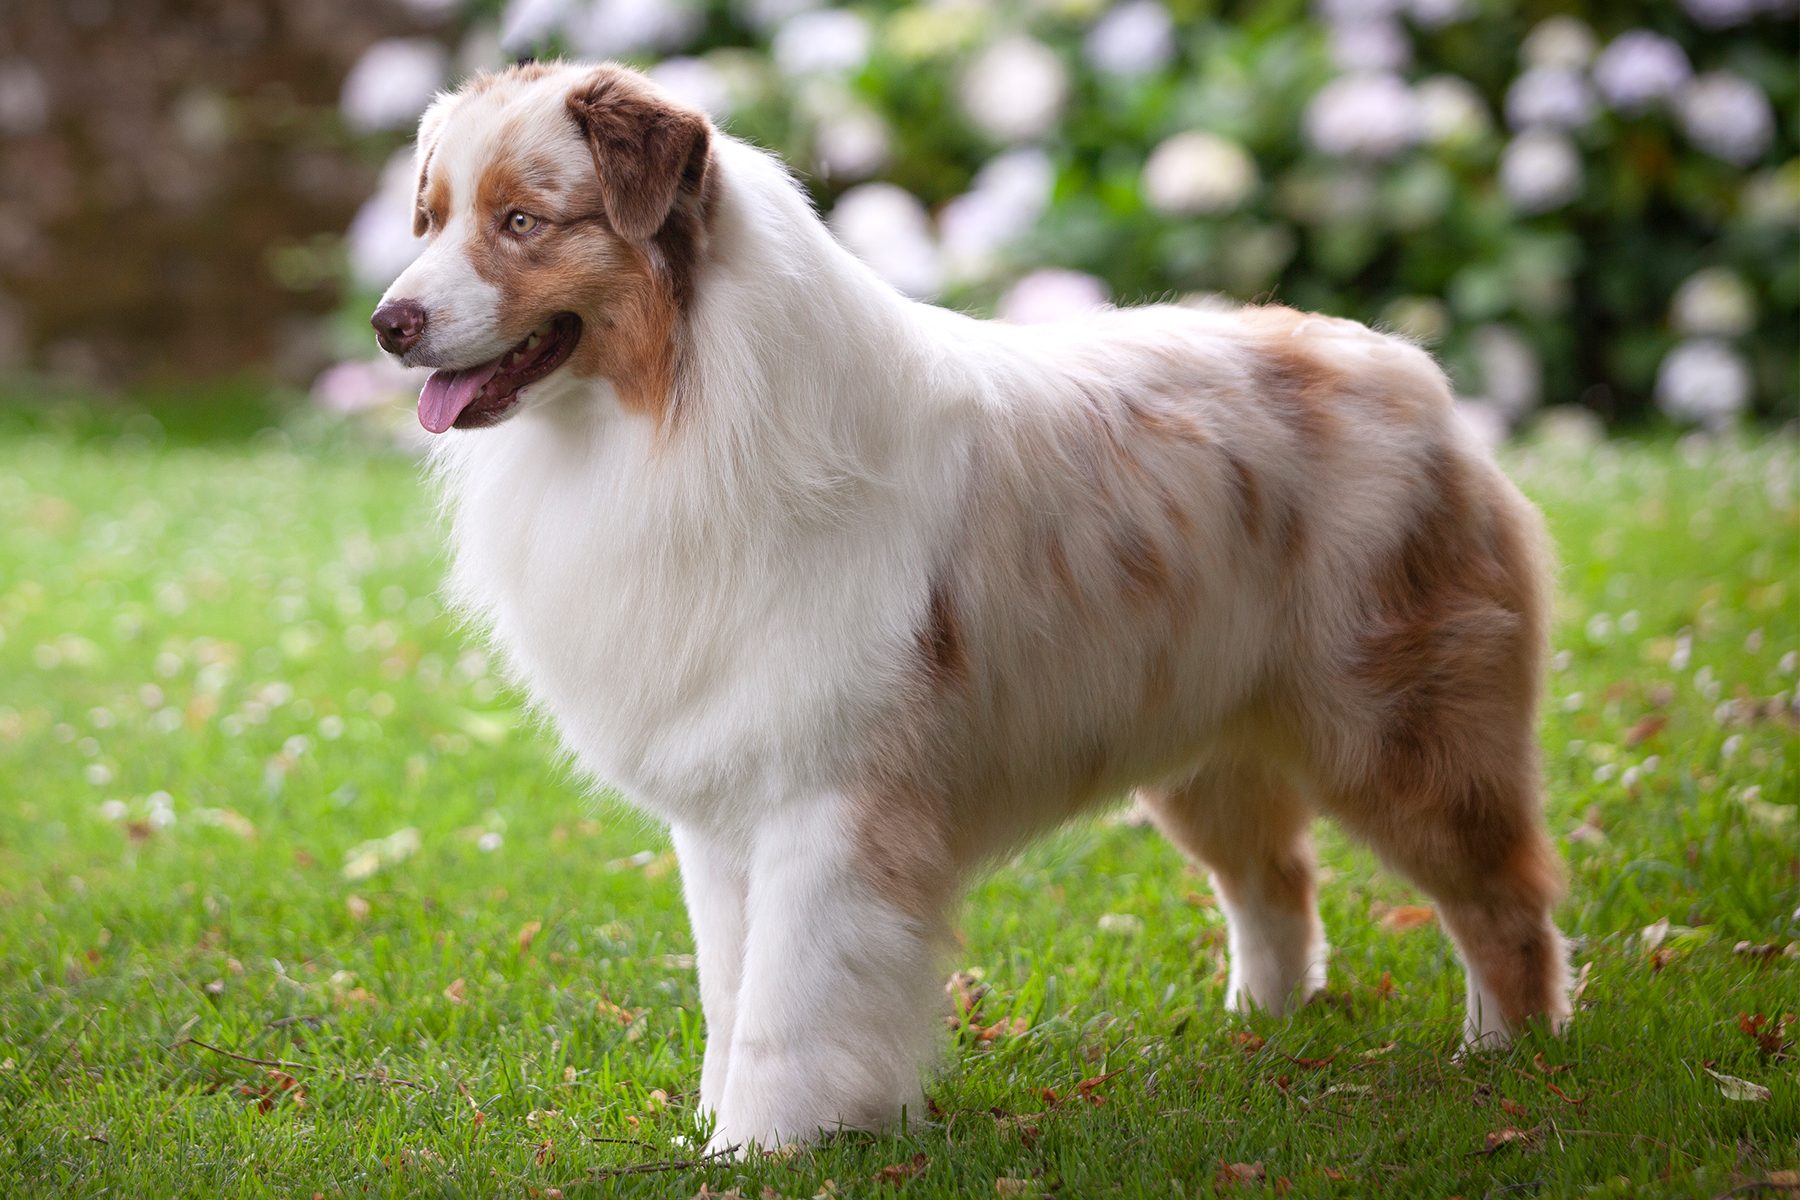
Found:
[1,420,1796,1195]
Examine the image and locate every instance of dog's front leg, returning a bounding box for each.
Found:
[707,794,947,1152]
[672,824,748,1119]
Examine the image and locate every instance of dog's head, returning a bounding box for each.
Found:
[371,62,715,432]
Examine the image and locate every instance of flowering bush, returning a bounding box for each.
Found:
[337,0,1798,430]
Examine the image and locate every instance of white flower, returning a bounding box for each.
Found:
[569,0,702,59]
[962,36,1069,143]
[1142,131,1258,215]
[1593,31,1691,114]
[1678,72,1775,166]
[0,61,48,136]
[1505,65,1596,130]
[1414,74,1490,144]
[829,183,942,298]
[1328,19,1411,72]
[814,108,890,180]
[648,57,733,119]
[1304,72,1419,160]
[1656,339,1751,429]
[939,148,1055,282]
[340,39,447,133]
[1085,0,1176,77]
[312,358,427,414]
[1679,0,1762,28]
[498,0,571,52]
[1500,130,1582,212]
[1407,0,1469,29]
[1472,323,1541,418]
[1313,0,1404,21]
[1521,16,1596,69]
[998,269,1110,323]
[147,790,176,830]
[347,150,425,290]
[1671,268,1756,337]
[773,8,871,77]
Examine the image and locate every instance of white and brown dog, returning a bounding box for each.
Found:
[372,61,1570,1151]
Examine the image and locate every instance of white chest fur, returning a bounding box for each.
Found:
[432,395,966,834]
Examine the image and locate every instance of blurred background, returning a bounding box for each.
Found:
[0,0,1795,440]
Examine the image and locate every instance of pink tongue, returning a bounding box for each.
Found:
[418,359,505,434]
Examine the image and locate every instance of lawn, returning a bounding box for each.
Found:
[0,408,1795,1198]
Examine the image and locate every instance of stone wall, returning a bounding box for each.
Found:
[0,0,443,386]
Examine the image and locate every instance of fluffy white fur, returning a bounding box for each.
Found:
[377,63,1569,1151]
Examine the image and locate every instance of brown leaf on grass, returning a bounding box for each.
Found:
[1500,1097,1528,1118]
[1231,1031,1266,1053]
[1073,1069,1122,1105]
[1544,1081,1586,1106]
[596,995,641,1026]
[239,1069,306,1114]
[518,920,543,953]
[993,1180,1034,1198]
[1380,905,1436,932]
[873,1153,928,1184]
[1321,1167,1354,1182]
[1738,1012,1795,1058]
[1481,1127,1532,1153]
[534,1138,555,1166]
[1532,1052,1568,1076]
[945,970,989,1024]
[1215,1161,1265,1187]
[1624,714,1666,747]
[442,978,466,1004]
[973,1017,1030,1043]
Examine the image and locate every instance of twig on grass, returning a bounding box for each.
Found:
[560,1144,742,1186]
[170,1037,430,1091]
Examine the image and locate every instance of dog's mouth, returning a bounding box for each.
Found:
[417,314,583,434]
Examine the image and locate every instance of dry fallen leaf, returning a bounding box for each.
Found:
[873,1153,927,1184]
[1216,1161,1265,1187]
[993,1180,1034,1197]
[1381,905,1436,932]
[1704,1068,1771,1102]
[518,920,543,953]
[442,978,466,1004]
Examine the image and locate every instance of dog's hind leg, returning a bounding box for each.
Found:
[1315,590,1569,1047]
[1139,759,1326,1015]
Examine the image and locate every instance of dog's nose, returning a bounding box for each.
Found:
[372,299,427,355]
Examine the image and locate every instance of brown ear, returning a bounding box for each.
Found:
[566,68,711,243]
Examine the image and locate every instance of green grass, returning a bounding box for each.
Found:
[1,414,1796,1198]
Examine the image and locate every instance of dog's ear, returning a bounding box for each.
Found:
[566,69,712,243]
[411,93,459,237]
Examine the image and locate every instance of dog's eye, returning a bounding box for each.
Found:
[506,211,540,235]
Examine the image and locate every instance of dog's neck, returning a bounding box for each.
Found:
[667,139,978,499]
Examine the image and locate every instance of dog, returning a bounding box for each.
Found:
[371,61,1570,1151]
